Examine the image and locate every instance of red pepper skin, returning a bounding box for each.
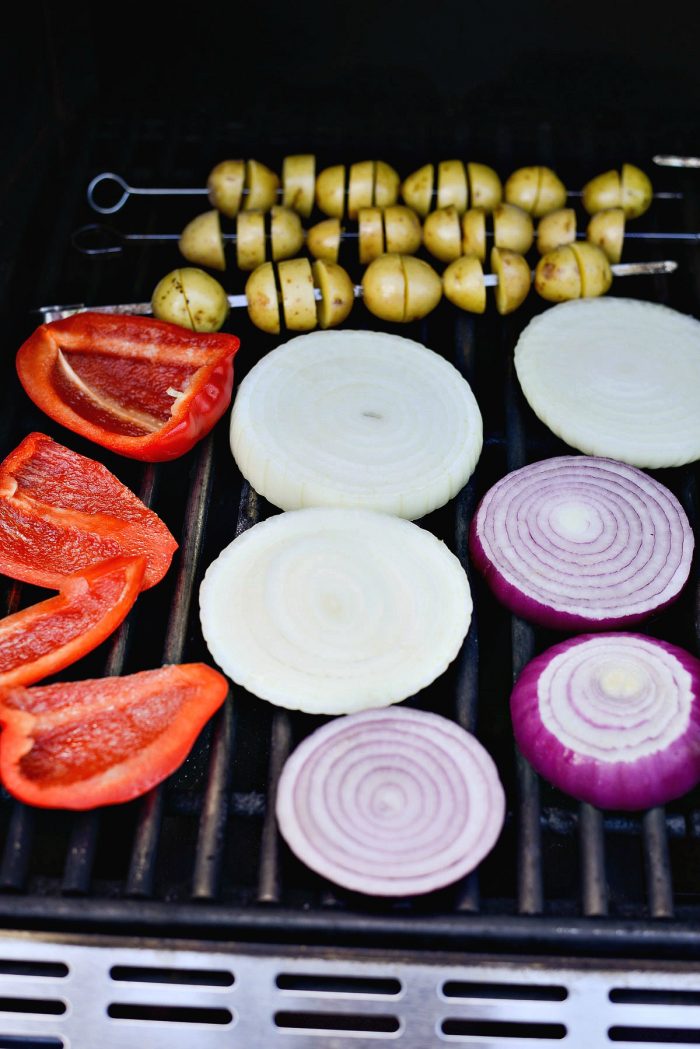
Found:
[0,433,177,590]
[0,556,145,690]
[16,313,239,461]
[0,664,229,809]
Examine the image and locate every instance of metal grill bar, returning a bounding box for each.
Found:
[257,712,293,904]
[126,435,216,897]
[579,805,608,918]
[505,342,543,915]
[191,700,236,900]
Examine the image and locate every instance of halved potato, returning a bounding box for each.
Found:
[537,208,577,255]
[358,207,385,264]
[306,218,342,263]
[278,257,317,331]
[586,208,625,263]
[362,254,405,323]
[493,203,533,254]
[270,205,304,261]
[402,256,442,322]
[582,169,621,214]
[570,242,613,298]
[461,208,487,261]
[423,206,462,262]
[245,159,280,212]
[621,163,653,219]
[400,163,434,217]
[316,164,346,218]
[374,161,401,208]
[490,247,531,314]
[282,154,316,217]
[504,166,540,214]
[535,167,567,217]
[313,259,355,329]
[436,160,468,212]
[348,161,375,220]
[245,262,280,333]
[178,268,230,332]
[535,245,582,302]
[442,255,486,313]
[467,162,502,212]
[236,210,266,271]
[207,159,245,218]
[384,205,422,254]
[179,210,226,271]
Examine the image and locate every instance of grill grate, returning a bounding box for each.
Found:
[0,116,699,975]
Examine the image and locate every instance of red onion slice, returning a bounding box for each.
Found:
[511,633,700,811]
[276,708,505,897]
[470,456,693,630]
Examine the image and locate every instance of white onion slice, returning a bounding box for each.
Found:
[230,330,483,519]
[276,707,505,896]
[471,456,693,630]
[199,507,472,714]
[511,633,700,810]
[514,298,700,467]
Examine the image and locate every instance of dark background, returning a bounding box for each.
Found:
[4,1,700,157]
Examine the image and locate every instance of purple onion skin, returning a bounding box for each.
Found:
[469,509,688,634]
[511,633,700,811]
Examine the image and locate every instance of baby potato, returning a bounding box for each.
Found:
[493,203,534,254]
[467,162,502,211]
[621,163,653,219]
[362,254,406,323]
[537,208,577,255]
[316,164,346,218]
[491,247,531,315]
[581,169,621,215]
[423,206,462,262]
[358,207,385,265]
[384,205,422,255]
[535,245,582,302]
[179,210,226,271]
[207,159,245,218]
[460,208,486,262]
[245,262,280,333]
[442,255,486,313]
[245,159,280,212]
[152,268,229,333]
[570,242,612,298]
[348,161,375,220]
[270,205,304,261]
[278,257,317,331]
[586,208,625,263]
[236,210,266,272]
[504,166,540,214]
[402,256,442,322]
[535,167,567,216]
[374,161,401,208]
[282,154,316,218]
[401,163,434,217]
[437,160,468,212]
[306,218,342,263]
[312,259,354,329]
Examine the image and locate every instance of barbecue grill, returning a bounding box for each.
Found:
[1,113,700,1047]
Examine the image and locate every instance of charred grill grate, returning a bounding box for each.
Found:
[0,114,699,978]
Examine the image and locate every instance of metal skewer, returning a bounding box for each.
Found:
[35,260,678,325]
[71,222,697,259]
[653,155,700,169]
[88,170,684,215]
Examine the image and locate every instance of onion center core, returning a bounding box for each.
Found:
[549,500,600,542]
[598,662,646,701]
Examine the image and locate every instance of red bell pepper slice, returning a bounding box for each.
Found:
[16,312,239,461]
[0,433,177,590]
[0,555,145,690]
[0,664,229,809]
